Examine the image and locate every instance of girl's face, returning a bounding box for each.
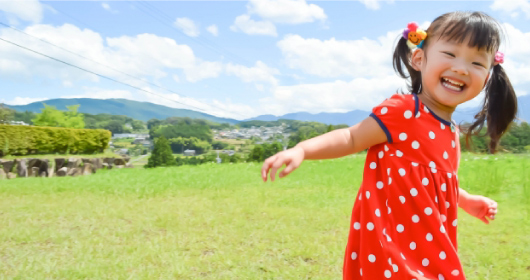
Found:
[411,37,493,108]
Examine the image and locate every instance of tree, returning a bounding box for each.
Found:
[131,120,145,130]
[0,104,14,124]
[32,103,85,128]
[104,120,124,135]
[145,136,175,168]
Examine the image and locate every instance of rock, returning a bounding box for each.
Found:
[30,167,39,177]
[115,165,124,169]
[56,167,67,177]
[67,167,80,177]
[82,158,91,164]
[103,157,114,165]
[38,160,49,178]
[1,160,15,173]
[101,162,109,169]
[0,169,6,179]
[48,167,54,178]
[91,158,102,170]
[16,159,27,177]
[7,172,16,179]
[82,163,93,175]
[114,158,126,166]
[122,156,131,163]
[54,158,66,171]
[125,162,134,168]
[67,158,82,169]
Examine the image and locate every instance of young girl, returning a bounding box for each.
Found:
[261,11,517,279]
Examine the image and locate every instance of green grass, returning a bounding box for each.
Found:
[0,153,529,279]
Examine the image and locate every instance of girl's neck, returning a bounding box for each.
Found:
[417,91,455,122]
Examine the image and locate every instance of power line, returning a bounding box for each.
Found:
[0,21,243,118]
[0,36,214,114]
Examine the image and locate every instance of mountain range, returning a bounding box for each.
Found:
[5,95,529,126]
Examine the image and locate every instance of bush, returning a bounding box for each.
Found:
[0,124,110,156]
[145,136,175,168]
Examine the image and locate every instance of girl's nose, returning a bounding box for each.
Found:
[451,64,468,76]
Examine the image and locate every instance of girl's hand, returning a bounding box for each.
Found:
[261,146,305,182]
[460,194,498,224]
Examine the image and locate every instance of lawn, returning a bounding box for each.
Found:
[0,153,529,279]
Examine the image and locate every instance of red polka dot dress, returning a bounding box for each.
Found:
[343,93,464,280]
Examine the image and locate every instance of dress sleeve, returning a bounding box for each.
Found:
[369,93,417,144]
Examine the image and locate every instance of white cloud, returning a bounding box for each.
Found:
[0,0,44,23]
[230,15,277,37]
[277,31,399,78]
[174,17,200,37]
[3,97,48,106]
[206,24,218,36]
[247,0,326,24]
[499,23,530,95]
[225,61,279,85]
[101,2,118,14]
[184,61,223,83]
[490,0,530,19]
[61,88,133,100]
[358,0,394,10]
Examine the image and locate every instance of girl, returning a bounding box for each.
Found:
[261,11,517,280]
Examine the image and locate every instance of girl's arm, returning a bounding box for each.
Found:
[458,188,498,224]
[261,117,387,181]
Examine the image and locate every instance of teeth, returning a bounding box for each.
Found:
[442,81,462,91]
[443,78,464,87]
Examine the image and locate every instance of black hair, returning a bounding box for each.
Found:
[393,11,517,153]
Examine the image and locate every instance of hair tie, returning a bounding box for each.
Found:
[403,22,427,50]
[494,51,504,64]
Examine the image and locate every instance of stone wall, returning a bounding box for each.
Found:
[0,156,133,180]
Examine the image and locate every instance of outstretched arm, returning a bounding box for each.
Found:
[458,188,498,224]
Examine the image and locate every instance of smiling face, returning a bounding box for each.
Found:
[411,36,494,108]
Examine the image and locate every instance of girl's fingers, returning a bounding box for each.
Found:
[261,155,277,182]
[269,159,285,182]
[279,161,295,178]
[480,216,490,224]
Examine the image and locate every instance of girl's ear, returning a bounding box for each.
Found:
[410,48,424,71]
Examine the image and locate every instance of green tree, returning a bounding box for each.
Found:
[248,145,265,162]
[32,103,85,128]
[104,120,124,135]
[131,120,145,130]
[0,104,15,124]
[145,136,175,168]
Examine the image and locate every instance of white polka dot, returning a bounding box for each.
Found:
[441,123,445,130]
[422,178,429,186]
[412,215,420,223]
[370,162,377,169]
[354,222,361,230]
[409,242,416,250]
[387,168,391,175]
[443,151,449,159]
[386,234,392,242]
[401,253,406,260]
[429,131,435,139]
[452,140,456,148]
[447,172,452,178]
[441,214,447,222]
[388,258,392,265]
[399,133,408,141]
[367,222,374,231]
[388,177,392,185]
[441,183,447,192]
[412,141,420,149]
[397,224,404,232]
[368,254,376,262]
[446,201,450,209]
[439,251,446,260]
[392,264,398,272]
[360,268,362,276]
[387,207,392,214]
[424,106,429,113]
[375,209,381,217]
[438,274,445,280]
[452,270,460,276]
[435,196,438,203]
[431,168,437,173]
[429,161,436,168]
[396,150,403,157]
[366,191,371,199]
[424,207,433,215]
[381,107,388,115]
[410,188,418,197]
[384,270,391,278]
[351,252,358,260]
[452,219,458,227]
[379,151,384,158]
[399,168,406,176]
[426,233,433,241]
[411,162,419,166]
[416,111,421,118]
[422,258,430,266]
[404,110,413,119]
[384,145,389,151]
[399,196,406,204]
[376,181,384,189]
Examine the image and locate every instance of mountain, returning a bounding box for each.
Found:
[6,98,239,124]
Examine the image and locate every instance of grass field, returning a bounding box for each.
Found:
[0,153,529,279]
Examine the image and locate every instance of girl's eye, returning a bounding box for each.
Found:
[443,52,455,57]
[472,62,485,68]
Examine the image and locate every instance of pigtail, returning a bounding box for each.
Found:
[392,36,422,94]
[466,64,517,153]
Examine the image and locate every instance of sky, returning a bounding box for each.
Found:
[0,0,529,120]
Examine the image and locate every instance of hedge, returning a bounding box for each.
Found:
[0,124,111,156]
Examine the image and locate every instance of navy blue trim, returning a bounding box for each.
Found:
[413,93,419,116]
[370,113,393,144]
[412,93,452,126]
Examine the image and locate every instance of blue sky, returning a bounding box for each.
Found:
[0,0,529,120]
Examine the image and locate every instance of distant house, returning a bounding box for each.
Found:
[184,149,196,156]
[117,148,129,155]
[8,121,29,126]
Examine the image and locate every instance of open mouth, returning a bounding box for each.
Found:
[441,77,465,92]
